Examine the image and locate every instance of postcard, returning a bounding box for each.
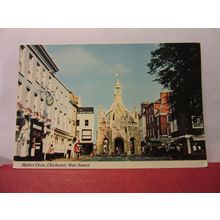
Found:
[13,43,207,168]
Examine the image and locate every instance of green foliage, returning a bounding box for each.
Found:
[147,43,202,116]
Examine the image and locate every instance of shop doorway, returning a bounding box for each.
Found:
[29,119,44,161]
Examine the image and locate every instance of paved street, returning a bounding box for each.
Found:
[53,155,172,162]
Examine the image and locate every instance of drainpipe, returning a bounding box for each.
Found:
[185,135,192,154]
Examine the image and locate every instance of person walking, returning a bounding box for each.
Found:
[103,138,109,156]
[67,143,72,159]
[74,140,80,160]
[47,144,55,161]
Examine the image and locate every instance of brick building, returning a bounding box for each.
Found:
[145,92,171,141]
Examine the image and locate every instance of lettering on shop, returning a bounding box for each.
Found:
[33,124,42,130]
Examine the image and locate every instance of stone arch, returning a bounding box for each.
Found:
[114,136,124,154]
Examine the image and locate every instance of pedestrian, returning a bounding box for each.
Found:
[74,141,80,160]
[192,143,197,152]
[42,134,49,161]
[93,144,97,156]
[67,143,72,159]
[103,138,109,156]
[30,137,36,159]
[47,144,55,161]
[141,138,146,156]
[115,146,119,155]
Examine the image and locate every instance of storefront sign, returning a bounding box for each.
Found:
[33,124,42,130]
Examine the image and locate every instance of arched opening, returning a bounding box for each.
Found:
[130,137,135,154]
[114,137,124,155]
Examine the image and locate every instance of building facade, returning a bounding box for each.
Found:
[52,77,78,158]
[145,92,171,141]
[15,45,78,161]
[96,77,141,155]
[170,110,205,155]
[76,107,95,154]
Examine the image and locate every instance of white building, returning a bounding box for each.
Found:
[76,107,94,154]
[15,45,78,161]
[52,77,78,157]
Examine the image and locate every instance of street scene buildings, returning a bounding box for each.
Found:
[76,107,95,154]
[15,45,81,161]
[14,43,206,164]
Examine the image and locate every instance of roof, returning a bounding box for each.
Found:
[29,45,59,72]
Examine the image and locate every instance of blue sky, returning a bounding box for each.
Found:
[45,44,164,113]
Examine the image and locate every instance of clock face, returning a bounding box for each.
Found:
[46,94,54,106]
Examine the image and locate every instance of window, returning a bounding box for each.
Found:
[167,115,171,123]
[82,129,92,141]
[85,120,89,126]
[19,61,22,73]
[36,62,40,82]
[170,119,178,132]
[76,120,80,126]
[17,81,22,101]
[192,116,203,128]
[41,69,46,85]
[167,128,170,136]
[156,116,160,126]
[157,129,160,138]
[27,54,33,81]
[33,93,38,113]
[151,115,154,122]
[48,75,52,89]
[19,46,25,73]
[55,137,58,144]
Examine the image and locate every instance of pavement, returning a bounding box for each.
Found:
[53,155,172,162]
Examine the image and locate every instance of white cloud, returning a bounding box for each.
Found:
[48,46,130,76]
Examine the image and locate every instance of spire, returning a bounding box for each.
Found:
[108,73,129,115]
[114,73,122,98]
[115,73,119,82]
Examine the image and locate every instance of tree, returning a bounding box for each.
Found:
[147,43,203,118]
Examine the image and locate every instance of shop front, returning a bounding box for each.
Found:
[29,119,44,161]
